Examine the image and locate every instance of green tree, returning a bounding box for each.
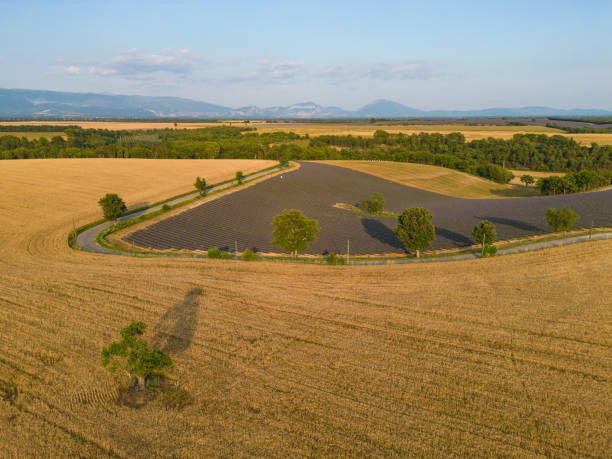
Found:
[272,209,320,257]
[359,192,385,214]
[520,174,535,188]
[98,193,127,220]
[394,207,435,258]
[546,207,579,233]
[236,170,245,184]
[101,322,173,391]
[472,220,498,256]
[194,176,207,195]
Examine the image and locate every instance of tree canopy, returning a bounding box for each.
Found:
[520,174,535,187]
[272,209,320,257]
[394,207,435,258]
[546,207,579,233]
[98,193,127,220]
[101,322,173,391]
[194,176,207,195]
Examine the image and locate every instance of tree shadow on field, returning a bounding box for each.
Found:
[361,218,404,250]
[152,288,202,354]
[475,215,540,232]
[435,227,473,246]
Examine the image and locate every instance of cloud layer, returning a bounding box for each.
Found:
[64,49,440,84]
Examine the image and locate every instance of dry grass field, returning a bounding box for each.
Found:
[1,159,611,457]
[0,131,67,140]
[0,121,221,131]
[508,169,566,187]
[323,160,537,198]
[2,120,611,145]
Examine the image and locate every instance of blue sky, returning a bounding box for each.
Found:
[1,0,611,109]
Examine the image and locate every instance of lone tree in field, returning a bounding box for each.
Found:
[394,207,435,258]
[98,193,127,220]
[520,174,535,188]
[101,322,172,392]
[272,209,320,257]
[236,170,245,184]
[360,192,385,214]
[546,207,579,234]
[472,220,498,256]
[194,176,207,196]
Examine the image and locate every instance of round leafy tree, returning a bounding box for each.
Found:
[472,220,498,256]
[520,174,535,188]
[394,207,435,258]
[194,176,207,196]
[101,322,173,391]
[472,220,497,247]
[546,207,579,233]
[98,193,127,220]
[272,209,320,257]
[236,171,245,184]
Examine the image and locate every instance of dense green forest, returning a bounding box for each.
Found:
[1,126,611,193]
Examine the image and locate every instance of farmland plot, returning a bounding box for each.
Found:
[0,159,611,457]
[126,162,612,255]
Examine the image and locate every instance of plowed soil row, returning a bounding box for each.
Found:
[127,162,612,254]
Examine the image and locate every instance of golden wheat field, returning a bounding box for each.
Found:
[0,159,611,457]
[508,169,566,187]
[2,120,612,145]
[0,132,68,140]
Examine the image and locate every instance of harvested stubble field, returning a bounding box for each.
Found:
[251,122,612,146]
[126,162,612,255]
[0,131,67,140]
[1,159,611,457]
[507,169,566,186]
[3,120,612,145]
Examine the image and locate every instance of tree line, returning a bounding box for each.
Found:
[2,126,611,192]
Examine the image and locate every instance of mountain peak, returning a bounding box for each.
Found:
[1,88,611,119]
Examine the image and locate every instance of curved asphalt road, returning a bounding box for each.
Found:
[77,164,290,254]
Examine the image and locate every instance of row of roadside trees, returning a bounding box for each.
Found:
[269,205,581,259]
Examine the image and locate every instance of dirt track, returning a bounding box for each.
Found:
[127,162,612,254]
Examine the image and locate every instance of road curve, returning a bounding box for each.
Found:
[76,163,290,254]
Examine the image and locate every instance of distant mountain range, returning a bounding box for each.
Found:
[1,88,611,119]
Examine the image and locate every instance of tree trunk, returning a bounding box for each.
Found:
[416,249,420,258]
[136,376,146,392]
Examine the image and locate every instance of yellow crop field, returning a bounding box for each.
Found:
[0,159,611,457]
[323,160,537,198]
[508,169,565,186]
[0,131,67,140]
[3,120,612,145]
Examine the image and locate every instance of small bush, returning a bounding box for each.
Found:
[242,249,257,261]
[162,204,171,211]
[207,247,221,258]
[326,253,346,265]
[221,251,232,260]
[482,244,498,257]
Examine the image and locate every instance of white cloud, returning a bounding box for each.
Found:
[223,60,306,83]
[89,67,116,76]
[62,49,203,80]
[65,65,81,75]
[320,61,438,83]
